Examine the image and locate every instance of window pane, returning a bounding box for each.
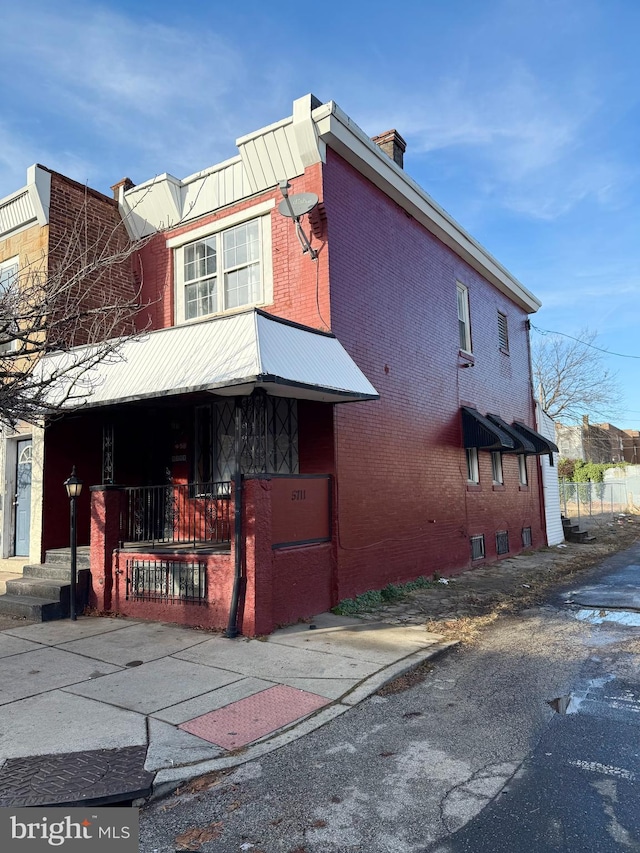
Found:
[0,263,18,291]
[225,263,260,309]
[185,276,216,319]
[184,239,216,283]
[457,285,470,352]
[223,221,260,270]
[518,454,528,485]
[492,452,503,484]
[459,319,468,351]
[466,448,478,483]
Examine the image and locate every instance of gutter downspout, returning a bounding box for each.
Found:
[225,398,243,638]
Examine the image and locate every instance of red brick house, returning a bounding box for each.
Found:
[21,94,557,634]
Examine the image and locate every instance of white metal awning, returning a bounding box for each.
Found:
[39,309,379,409]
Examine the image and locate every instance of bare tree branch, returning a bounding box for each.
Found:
[0,189,154,427]
[532,328,623,424]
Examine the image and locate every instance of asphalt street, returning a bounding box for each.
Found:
[138,545,640,852]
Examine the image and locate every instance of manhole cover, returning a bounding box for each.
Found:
[0,746,153,807]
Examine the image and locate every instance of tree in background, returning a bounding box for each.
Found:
[0,201,147,427]
[532,328,623,423]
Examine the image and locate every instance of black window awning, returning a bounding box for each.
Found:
[486,414,537,454]
[511,421,559,458]
[461,407,515,451]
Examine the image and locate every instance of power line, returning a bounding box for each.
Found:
[530,324,640,360]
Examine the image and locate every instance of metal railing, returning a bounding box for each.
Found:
[120,482,231,547]
[559,479,629,522]
[125,559,206,604]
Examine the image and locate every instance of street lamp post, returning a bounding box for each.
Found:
[63,467,83,621]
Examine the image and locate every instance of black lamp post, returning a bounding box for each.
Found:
[63,466,83,621]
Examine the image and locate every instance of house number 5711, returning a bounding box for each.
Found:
[291,489,306,501]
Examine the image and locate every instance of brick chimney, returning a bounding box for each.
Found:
[110,177,135,201]
[371,129,406,168]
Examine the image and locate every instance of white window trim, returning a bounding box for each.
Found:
[466,447,479,484]
[166,199,275,249]
[457,281,472,354]
[491,451,504,485]
[173,207,274,325]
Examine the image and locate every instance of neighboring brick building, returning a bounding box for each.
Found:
[6,95,558,634]
[0,165,135,559]
[556,416,640,464]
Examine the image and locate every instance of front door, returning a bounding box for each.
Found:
[15,439,32,556]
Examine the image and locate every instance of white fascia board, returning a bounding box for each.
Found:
[314,103,541,314]
[27,165,51,226]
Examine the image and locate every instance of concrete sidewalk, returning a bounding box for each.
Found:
[0,612,453,805]
[0,517,637,808]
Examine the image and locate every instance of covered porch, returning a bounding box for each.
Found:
[37,309,378,634]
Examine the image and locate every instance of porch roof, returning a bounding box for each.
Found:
[41,309,380,409]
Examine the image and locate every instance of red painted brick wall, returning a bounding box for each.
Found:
[323,149,545,601]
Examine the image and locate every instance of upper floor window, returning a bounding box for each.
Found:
[466,447,479,484]
[457,282,472,353]
[171,204,274,324]
[0,256,19,354]
[498,311,509,352]
[491,451,503,485]
[518,454,528,485]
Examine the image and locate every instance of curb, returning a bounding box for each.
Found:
[149,638,459,801]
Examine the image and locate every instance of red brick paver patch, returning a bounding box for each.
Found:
[178,685,330,750]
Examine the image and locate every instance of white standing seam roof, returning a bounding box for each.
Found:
[39,310,380,409]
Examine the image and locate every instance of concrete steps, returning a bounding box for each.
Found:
[562,516,596,544]
[0,547,91,621]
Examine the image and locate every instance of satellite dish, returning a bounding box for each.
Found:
[278,192,318,219]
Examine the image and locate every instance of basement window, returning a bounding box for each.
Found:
[522,527,532,548]
[470,534,485,561]
[496,530,509,555]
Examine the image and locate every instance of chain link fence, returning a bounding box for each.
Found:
[559,479,630,523]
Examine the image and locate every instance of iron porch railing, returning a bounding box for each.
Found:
[120,481,231,548]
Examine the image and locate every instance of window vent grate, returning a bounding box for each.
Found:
[522,527,532,548]
[498,311,509,351]
[496,530,509,555]
[470,534,485,561]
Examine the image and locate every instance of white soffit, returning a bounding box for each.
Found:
[40,309,379,410]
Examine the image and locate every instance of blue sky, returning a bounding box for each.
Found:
[2,0,639,426]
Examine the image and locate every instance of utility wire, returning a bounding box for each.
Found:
[530,324,640,360]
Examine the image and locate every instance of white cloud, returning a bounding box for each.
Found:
[346,61,626,221]
[0,2,295,191]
